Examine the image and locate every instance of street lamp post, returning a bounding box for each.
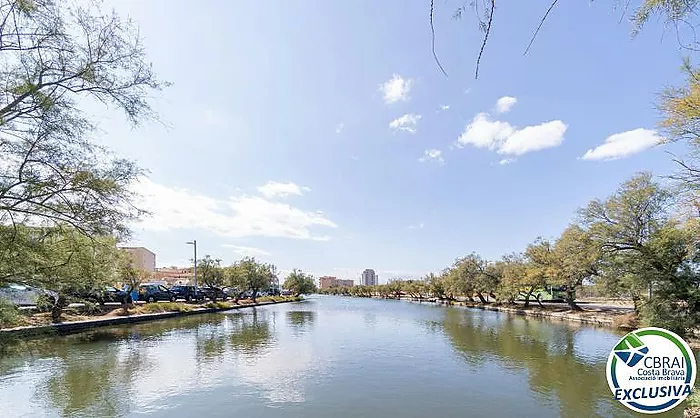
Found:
[186,240,197,288]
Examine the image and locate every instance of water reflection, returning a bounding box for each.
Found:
[440,308,681,418]
[285,310,316,336]
[0,298,691,418]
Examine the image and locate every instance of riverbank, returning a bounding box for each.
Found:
[0,296,302,339]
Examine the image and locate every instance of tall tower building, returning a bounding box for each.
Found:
[361,269,378,286]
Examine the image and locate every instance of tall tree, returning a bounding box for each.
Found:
[548,225,601,310]
[581,172,674,309]
[237,257,273,303]
[283,269,317,296]
[0,0,166,237]
[197,255,224,300]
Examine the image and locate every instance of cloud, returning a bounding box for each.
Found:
[335,123,344,134]
[132,178,337,241]
[495,96,517,113]
[222,245,271,257]
[419,149,445,165]
[389,113,421,133]
[408,223,424,229]
[498,158,516,165]
[257,181,310,199]
[379,74,413,104]
[581,128,664,161]
[439,104,450,111]
[456,113,567,156]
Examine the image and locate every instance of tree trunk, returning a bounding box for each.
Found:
[566,290,582,311]
[252,290,258,303]
[476,293,487,304]
[51,294,66,323]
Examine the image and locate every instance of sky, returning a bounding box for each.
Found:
[84,0,692,283]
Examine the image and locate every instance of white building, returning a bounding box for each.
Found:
[361,269,378,286]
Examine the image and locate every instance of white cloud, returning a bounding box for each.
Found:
[495,96,517,113]
[257,181,310,199]
[498,158,516,165]
[335,123,344,134]
[439,104,450,111]
[408,223,425,229]
[498,120,568,156]
[132,178,337,241]
[456,113,567,156]
[379,74,413,104]
[419,149,445,165]
[389,113,421,133]
[222,245,271,257]
[581,128,664,161]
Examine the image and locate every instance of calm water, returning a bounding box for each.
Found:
[0,296,692,417]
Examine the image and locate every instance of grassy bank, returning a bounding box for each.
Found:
[0,296,303,334]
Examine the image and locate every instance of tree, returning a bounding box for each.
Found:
[0,0,166,237]
[549,225,601,310]
[521,239,553,308]
[283,269,317,296]
[497,253,529,304]
[117,251,151,309]
[0,225,122,321]
[581,173,674,309]
[197,255,224,300]
[237,257,273,303]
[225,263,247,302]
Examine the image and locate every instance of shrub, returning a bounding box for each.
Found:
[138,302,192,314]
[0,299,22,328]
[639,300,694,337]
[204,301,233,310]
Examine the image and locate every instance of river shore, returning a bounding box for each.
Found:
[0,297,302,340]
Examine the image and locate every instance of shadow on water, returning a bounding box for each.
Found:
[439,307,684,418]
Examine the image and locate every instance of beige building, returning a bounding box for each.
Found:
[154,267,193,285]
[319,276,354,289]
[120,247,156,272]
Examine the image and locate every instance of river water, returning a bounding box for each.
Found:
[0,296,691,417]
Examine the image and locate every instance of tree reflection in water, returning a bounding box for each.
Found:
[285,310,316,336]
[439,308,672,418]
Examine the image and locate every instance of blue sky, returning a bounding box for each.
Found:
[89,0,691,283]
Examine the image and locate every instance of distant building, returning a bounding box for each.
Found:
[120,247,156,272]
[361,269,378,286]
[154,267,193,285]
[319,276,355,289]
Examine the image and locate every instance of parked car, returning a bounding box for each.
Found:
[170,285,205,302]
[222,287,245,299]
[138,283,177,303]
[67,286,131,305]
[199,286,228,301]
[280,289,293,296]
[0,283,57,306]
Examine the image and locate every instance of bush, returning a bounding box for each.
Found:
[138,302,192,314]
[35,294,54,313]
[639,299,696,337]
[0,299,22,328]
[204,301,233,310]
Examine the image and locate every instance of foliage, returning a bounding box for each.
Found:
[197,255,225,292]
[204,301,233,310]
[235,257,276,302]
[283,269,317,296]
[0,0,166,238]
[0,297,21,327]
[136,302,192,314]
